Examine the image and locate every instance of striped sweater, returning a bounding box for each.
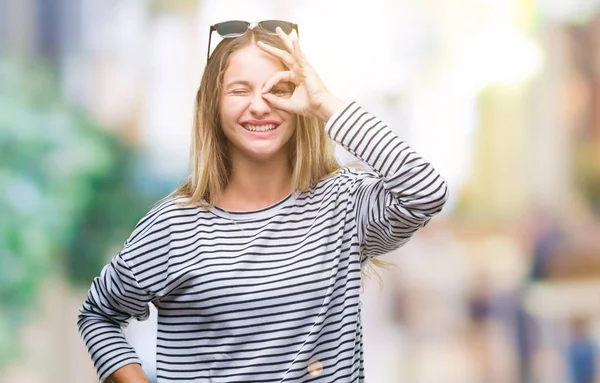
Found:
[78,101,448,382]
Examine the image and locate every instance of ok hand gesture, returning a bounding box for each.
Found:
[258,28,344,122]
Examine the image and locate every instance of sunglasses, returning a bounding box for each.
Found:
[207,20,299,62]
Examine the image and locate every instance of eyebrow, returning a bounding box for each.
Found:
[223,79,294,90]
[224,80,252,89]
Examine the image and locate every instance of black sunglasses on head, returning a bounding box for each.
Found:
[207,20,299,62]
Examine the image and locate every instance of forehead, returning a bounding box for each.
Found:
[223,45,286,84]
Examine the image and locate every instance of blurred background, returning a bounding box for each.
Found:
[1,0,600,382]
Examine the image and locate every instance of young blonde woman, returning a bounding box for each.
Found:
[78,20,449,383]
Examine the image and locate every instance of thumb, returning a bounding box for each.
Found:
[262,93,294,113]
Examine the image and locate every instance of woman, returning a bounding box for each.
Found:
[78,20,448,382]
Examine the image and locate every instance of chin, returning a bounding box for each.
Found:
[243,143,290,162]
[246,149,285,162]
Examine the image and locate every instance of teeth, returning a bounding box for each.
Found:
[245,124,276,132]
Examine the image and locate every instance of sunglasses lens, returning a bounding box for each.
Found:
[259,20,294,34]
[215,21,250,37]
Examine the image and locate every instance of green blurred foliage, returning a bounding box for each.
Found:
[0,58,158,367]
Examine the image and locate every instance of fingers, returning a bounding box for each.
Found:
[256,27,308,72]
[290,34,306,65]
[275,27,295,55]
[261,93,291,113]
[264,92,308,116]
[256,41,299,72]
[262,70,297,94]
[275,27,306,67]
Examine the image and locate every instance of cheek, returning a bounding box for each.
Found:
[220,98,249,124]
[285,117,297,134]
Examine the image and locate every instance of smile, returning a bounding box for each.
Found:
[243,124,277,132]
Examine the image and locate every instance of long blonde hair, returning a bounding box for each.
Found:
[171,27,341,206]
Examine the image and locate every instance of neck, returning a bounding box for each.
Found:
[218,151,293,211]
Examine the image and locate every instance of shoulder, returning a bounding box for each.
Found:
[124,195,202,249]
[303,166,385,202]
[300,167,371,198]
[317,167,378,187]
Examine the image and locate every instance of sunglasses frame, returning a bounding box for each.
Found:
[206,20,299,62]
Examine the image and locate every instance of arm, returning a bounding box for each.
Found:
[77,253,154,382]
[78,199,175,381]
[325,99,449,261]
[254,29,448,258]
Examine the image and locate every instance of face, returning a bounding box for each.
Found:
[219,44,296,164]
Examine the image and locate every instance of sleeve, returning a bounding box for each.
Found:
[77,202,173,382]
[77,253,152,382]
[325,101,449,262]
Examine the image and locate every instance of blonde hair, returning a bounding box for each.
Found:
[171,27,340,206]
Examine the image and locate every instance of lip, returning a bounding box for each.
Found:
[240,119,281,138]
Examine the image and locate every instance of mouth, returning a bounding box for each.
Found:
[242,123,278,132]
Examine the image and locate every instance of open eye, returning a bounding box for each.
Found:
[270,87,292,97]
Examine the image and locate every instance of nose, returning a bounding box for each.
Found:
[248,92,271,116]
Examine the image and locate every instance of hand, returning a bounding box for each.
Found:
[257,28,344,121]
[107,364,151,383]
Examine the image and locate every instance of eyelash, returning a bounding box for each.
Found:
[228,88,291,96]
[270,88,290,96]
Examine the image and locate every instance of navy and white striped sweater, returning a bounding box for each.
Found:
[78,101,449,382]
